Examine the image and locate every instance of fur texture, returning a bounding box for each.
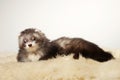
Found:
[17,28,60,62]
[52,37,114,62]
[1,52,120,80]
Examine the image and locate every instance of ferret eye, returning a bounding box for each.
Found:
[31,37,36,41]
[23,39,28,43]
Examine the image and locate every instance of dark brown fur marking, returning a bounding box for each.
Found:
[52,37,114,62]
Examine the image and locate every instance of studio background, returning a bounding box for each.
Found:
[0,0,120,53]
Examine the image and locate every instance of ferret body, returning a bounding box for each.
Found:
[17,28,114,62]
[52,37,114,62]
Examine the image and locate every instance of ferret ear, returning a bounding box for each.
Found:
[35,29,46,38]
[34,28,50,42]
[35,29,41,32]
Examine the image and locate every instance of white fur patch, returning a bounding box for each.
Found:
[57,39,71,49]
[28,50,44,62]
[25,41,39,52]
[28,54,40,61]
[19,36,24,47]
[37,50,44,58]
[35,29,41,32]
[33,33,40,39]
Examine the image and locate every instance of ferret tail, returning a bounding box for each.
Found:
[81,51,114,62]
[98,51,114,62]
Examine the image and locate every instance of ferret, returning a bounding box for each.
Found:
[17,28,60,62]
[52,37,114,62]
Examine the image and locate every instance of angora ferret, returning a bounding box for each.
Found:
[52,37,114,62]
[17,28,61,62]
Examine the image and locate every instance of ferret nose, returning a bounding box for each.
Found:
[28,44,32,47]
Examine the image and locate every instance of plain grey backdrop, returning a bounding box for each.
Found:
[0,0,120,53]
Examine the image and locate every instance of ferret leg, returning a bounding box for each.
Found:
[73,53,79,59]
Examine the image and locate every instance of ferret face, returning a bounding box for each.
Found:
[20,34,39,52]
[19,28,46,52]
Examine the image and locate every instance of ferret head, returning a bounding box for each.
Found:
[19,28,49,52]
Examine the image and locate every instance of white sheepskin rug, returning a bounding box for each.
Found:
[0,49,120,80]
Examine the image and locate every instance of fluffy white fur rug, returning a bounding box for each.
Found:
[0,49,120,80]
